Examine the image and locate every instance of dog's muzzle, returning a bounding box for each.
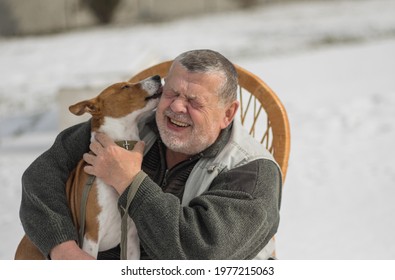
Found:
[145,86,163,101]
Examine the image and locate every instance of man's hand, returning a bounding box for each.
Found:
[50,240,95,260]
[83,133,145,195]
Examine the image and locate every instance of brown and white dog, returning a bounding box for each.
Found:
[15,75,162,260]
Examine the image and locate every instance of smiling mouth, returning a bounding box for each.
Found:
[169,117,190,127]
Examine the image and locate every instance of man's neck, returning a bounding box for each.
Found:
[165,149,191,169]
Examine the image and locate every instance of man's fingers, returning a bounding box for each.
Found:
[89,142,101,155]
[83,153,96,176]
[83,165,94,175]
[83,152,95,165]
[133,141,145,155]
[95,132,114,147]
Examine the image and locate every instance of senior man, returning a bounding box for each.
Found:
[20,49,281,260]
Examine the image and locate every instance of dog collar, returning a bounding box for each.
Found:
[115,140,138,150]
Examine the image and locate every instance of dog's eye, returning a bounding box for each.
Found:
[121,85,131,90]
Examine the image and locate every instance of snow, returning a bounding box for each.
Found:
[1,0,395,259]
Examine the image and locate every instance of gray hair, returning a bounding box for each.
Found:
[173,49,238,105]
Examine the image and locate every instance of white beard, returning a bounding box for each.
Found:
[156,109,217,156]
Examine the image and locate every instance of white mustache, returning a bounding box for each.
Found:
[164,108,192,125]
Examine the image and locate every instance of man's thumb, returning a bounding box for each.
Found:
[134,141,145,154]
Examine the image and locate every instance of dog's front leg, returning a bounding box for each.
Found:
[82,236,100,258]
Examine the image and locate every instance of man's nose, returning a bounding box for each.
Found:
[170,97,188,114]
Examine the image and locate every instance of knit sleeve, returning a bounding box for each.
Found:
[125,158,281,259]
[19,121,91,257]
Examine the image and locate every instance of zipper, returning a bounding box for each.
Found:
[157,138,203,189]
[161,169,169,188]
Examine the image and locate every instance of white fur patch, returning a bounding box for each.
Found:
[82,237,99,258]
[141,77,160,94]
[100,110,143,141]
[94,178,140,259]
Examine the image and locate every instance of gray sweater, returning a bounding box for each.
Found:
[20,119,281,259]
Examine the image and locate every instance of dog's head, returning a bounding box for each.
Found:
[69,75,162,134]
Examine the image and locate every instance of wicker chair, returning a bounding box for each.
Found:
[129,60,290,182]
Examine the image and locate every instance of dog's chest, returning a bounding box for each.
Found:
[100,116,140,141]
[95,178,123,251]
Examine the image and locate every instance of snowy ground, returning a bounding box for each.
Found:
[1,0,395,259]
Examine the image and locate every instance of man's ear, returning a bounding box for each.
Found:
[69,99,99,116]
[221,100,239,129]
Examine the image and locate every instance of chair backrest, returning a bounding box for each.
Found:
[129,60,290,182]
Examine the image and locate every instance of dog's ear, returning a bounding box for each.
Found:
[69,100,99,116]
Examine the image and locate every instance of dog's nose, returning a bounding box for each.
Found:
[152,75,161,82]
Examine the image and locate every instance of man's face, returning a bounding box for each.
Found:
[155,62,236,156]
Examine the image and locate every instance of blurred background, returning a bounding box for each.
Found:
[1,0,295,36]
[1,0,395,259]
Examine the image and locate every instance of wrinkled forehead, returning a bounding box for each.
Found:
[165,63,224,97]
